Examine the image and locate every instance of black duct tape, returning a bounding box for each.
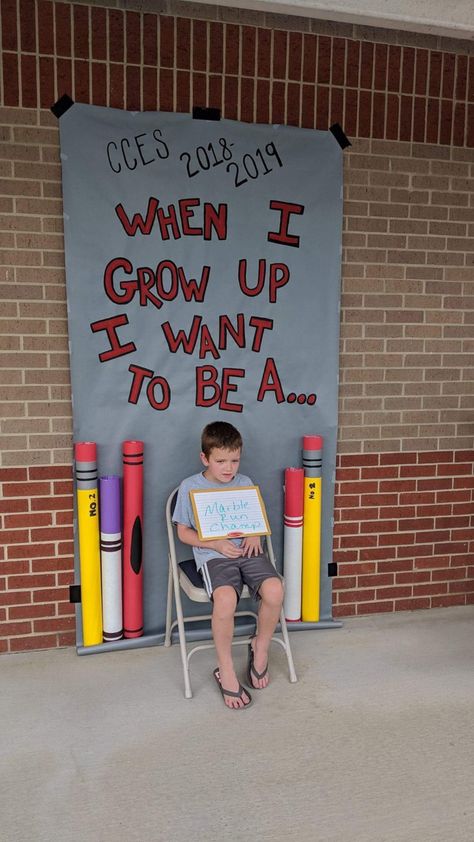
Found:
[327,562,338,578]
[69,584,81,603]
[329,123,351,149]
[192,106,221,121]
[51,94,75,119]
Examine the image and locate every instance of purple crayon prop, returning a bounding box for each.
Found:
[99,476,123,642]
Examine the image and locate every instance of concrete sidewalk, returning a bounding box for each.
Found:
[2,605,474,842]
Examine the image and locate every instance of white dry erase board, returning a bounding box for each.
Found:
[190,486,271,540]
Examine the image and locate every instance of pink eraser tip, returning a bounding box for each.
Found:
[75,441,96,461]
[122,440,144,454]
[303,435,323,450]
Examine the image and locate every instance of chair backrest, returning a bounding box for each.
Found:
[165,487,185,566]
[165,487,179,533]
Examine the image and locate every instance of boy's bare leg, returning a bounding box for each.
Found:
[251,577,284,689]
[212,586,250,709]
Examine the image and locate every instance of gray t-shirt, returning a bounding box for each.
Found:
[172,471,253,570]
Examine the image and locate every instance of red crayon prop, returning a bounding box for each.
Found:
[283,467,304,621]
[122,440,144,638]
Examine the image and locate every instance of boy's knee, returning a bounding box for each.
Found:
[212,585,238,618]
[259,576,284,607]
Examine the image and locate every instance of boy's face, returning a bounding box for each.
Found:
[200,446,241,484]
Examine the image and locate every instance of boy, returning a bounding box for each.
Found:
[173,421,284,710]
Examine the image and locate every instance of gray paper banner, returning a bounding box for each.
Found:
[59,105,343,644]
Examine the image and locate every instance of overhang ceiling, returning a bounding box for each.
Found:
[180,0,474,41]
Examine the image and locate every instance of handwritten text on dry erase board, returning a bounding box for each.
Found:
[190,487,270,539]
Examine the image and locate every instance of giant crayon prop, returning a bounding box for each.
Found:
[301,435,323,622]
[75,442,102,646]
[99,475,123,642]
[122,441,144,638]
[283,467,304,621]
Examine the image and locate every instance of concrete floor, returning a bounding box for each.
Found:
[2,605,474,842]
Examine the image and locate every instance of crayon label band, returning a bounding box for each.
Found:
[100,541,122,552]
[103,630,124,641]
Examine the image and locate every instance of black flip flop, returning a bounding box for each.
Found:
[246,638,268,689]
[213,668,252,709]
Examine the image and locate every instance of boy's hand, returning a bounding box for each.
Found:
[210,539,243,559]
[241,535,262,558]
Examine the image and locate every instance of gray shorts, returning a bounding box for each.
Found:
[200,554,281,602]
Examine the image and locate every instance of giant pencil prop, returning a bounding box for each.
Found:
[122,441,144,638]
[75,442,102,646]
[283,467,304,621]
[301,435,323,622]
[99,475,123,642]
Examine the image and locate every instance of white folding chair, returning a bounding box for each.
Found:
[164,487,297,698]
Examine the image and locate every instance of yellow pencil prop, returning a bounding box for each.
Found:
[301,435,323,622]
[75,441,102,646]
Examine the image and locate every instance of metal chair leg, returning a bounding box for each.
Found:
[164,558,174,648]
[171,568,193,698]
[279,608,298,683]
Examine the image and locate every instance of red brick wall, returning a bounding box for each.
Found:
[1,1,473,652]
[0,465,74,652]
[334,451,474,617]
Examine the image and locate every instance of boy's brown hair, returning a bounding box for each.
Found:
[201,421,243,457]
